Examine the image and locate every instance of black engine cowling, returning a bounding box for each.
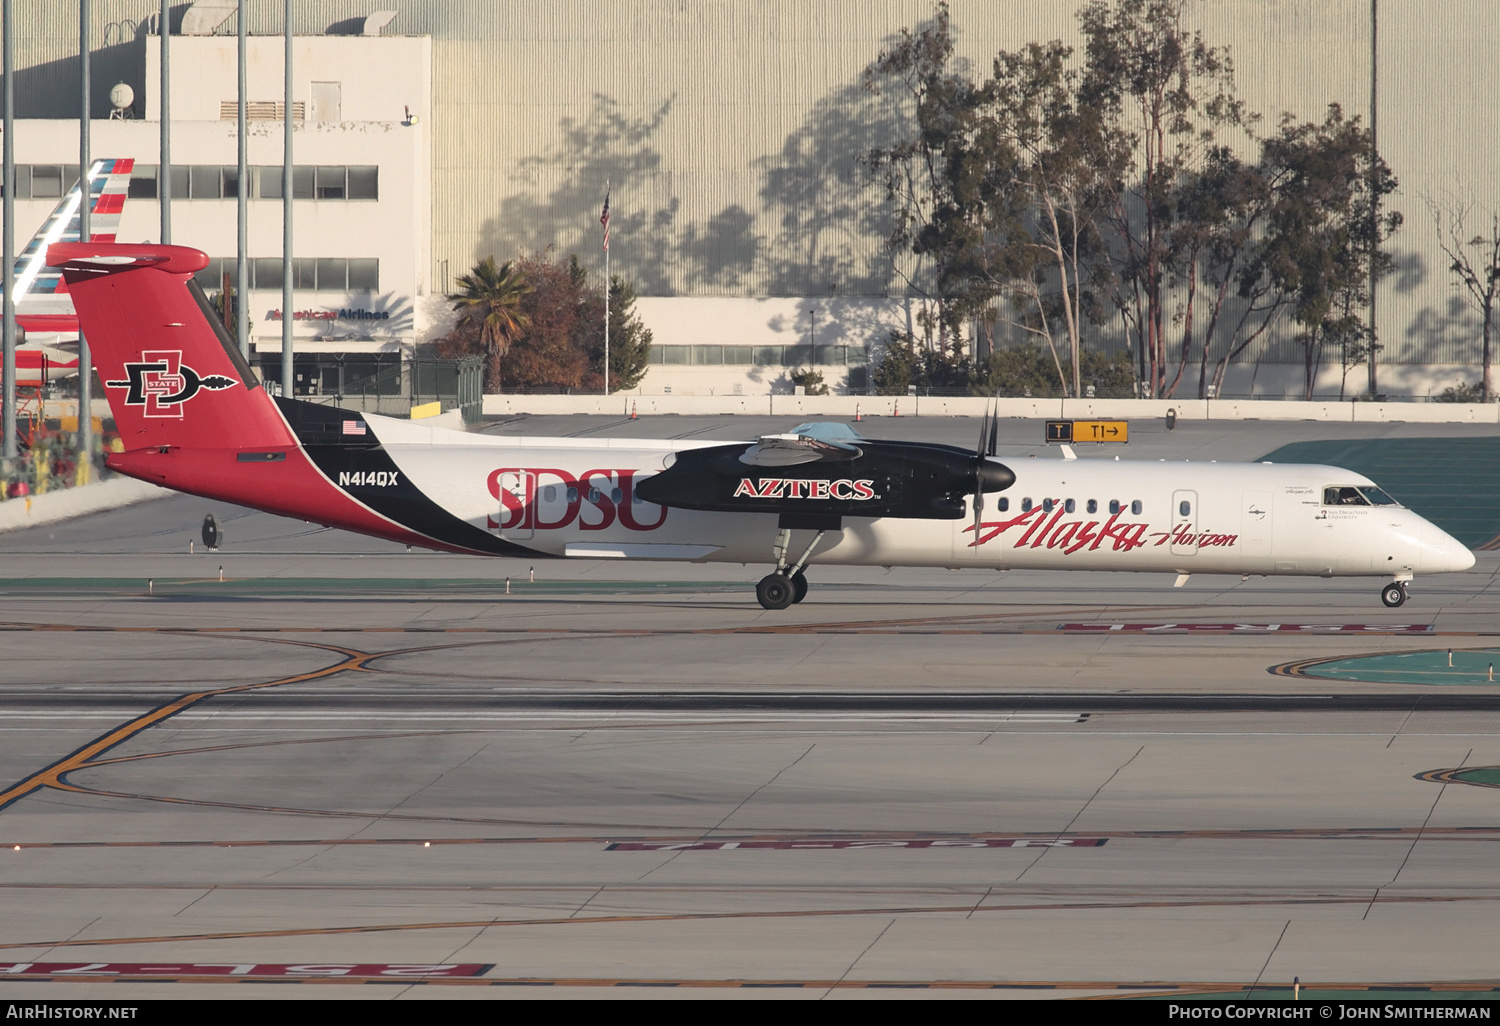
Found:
[635,440,1014,520]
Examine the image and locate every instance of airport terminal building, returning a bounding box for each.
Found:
[6,0,1500,398]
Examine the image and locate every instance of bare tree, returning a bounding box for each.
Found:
[1427,193,1500,401]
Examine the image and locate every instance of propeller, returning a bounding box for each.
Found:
[969,399,1015,540]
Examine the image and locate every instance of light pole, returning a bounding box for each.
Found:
[78,0,93,483]
[281,0,293,396]
[3,0,17,472]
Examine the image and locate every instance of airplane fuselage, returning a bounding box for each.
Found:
[342,414,1468,580]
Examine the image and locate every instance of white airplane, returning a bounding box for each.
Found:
[49,241,1474,610]
[6,158,136,388]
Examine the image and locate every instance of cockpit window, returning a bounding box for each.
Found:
[1324,486,1370,506]
[1358,486,1400,506]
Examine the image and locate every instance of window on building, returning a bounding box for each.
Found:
[347,166,378,200]
[315,258,347,291]
[127,165,156,199]
[348,259,379,291]
[256,166,282,200]
[315,166,346,199]
[292,166,315,200]
[31,165,65,198]
[189,164,219,199]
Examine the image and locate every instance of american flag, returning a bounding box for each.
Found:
[600,187,610,251]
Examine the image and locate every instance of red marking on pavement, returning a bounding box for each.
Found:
[606,838,1107,851]
[0,962,490,978]
[1058,623,1434,634]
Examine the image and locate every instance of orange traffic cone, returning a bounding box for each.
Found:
[630,400,637,420]
[854,403,861,422]
[893,400,900,418]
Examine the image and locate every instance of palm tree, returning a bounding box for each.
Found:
[449,257,532,391]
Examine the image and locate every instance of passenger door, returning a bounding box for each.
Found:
[1240,491,1273,563]
[495,471,534,541]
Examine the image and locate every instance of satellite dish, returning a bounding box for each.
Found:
[109,83,134,111]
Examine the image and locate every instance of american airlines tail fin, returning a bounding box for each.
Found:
[13,158,134,321]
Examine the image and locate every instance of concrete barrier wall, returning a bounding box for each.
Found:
[0,476,170,534]
[484,393,1500,424]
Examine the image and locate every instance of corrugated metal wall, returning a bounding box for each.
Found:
[6,1,1500,370]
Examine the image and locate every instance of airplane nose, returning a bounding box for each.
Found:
[1417,519,1474,573]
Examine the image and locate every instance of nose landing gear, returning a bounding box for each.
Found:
[1381,581,1409,608]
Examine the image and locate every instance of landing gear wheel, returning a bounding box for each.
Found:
[791,572,808,604]
[1381,582,1408,608]
[756,573,795,610]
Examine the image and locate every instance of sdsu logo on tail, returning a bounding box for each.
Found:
[105,350,236,418]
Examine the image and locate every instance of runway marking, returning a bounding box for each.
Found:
[606,838,1108,850]
[12,611,1488,638]
[0,962,491,978]
[5,826,1500,851]
[1274,648,1500,686]
[1064,623,1435,633]
[0,635,381,814]
[2,894,1497,953]
[0,971,1494,993]
[1417,766,1500,789]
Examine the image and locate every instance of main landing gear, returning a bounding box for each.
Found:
[756,527,824,610]
[1381,581,1409,608]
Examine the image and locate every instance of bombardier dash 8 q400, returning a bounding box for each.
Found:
[50,242,1474,610]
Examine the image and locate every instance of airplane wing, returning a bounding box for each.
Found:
[739,432,862,467]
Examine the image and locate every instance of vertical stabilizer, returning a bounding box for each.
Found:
[47,243,291,453]
[13,159,135,317]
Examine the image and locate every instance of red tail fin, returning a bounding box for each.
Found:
[47,243,293,452]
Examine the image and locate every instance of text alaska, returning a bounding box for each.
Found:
[966,505,1239,552]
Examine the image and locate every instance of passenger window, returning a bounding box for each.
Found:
[1109,500,1121,515]
[997,497,1009,512]
[566,486,579,503]
[588,487,601,503]
[543,485,556,501]
[1086,499,1097,514]
[1022,498,1033,512]
[1042,499,1054,513]
[611,487,623,503]
[1131,500,1142,516]
[1064,499,1076,514]
[1179,500,1191,517]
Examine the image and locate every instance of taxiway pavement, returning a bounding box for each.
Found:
[1,414,1498,1000]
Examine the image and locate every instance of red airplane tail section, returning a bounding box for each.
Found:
[47,241,527,554]
[47,244,292,454]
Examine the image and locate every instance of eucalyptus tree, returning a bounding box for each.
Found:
[1248,106,1400,400]
[1426,194,1500,401]
[1077,0,1254,397]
